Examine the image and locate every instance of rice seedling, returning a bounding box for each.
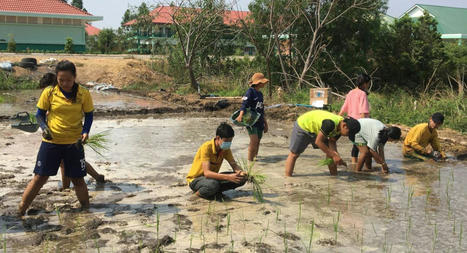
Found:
[238,159,266,202]
[226,213,231,235]
[55,206,62,224]
[2,226,6,253]
[230,228,234,252]
[216,215,220,245]
[432,223,438,253]
[200,216,204,237]
[265,219,269,238]
[276,208,281,223]
[190,234,193,249]
[307,219,315,253]
[405,216,412,242]
[453,217,456,234]
[318,158,333,166]
[425,188,431,208]
[460,223,463,247]
[382,231,392,253]
[283,221,288,253]
[333,211,340,242]
[156,210,160,240]
[407,186,414,209]
[297,201,303,231]
[327,181,331,205]
[84,131,111,158]
[177,214,181,231]
[371,222,377,235]
[385,186,392,209]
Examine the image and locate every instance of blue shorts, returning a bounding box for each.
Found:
[34,141,86,178]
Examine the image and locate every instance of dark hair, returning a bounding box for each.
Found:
[55,60,78,102]
[356,74,371,89]
[431,112,444,124]
[378,126,401,144]
[216,122,235,138]
[39,73,56,89]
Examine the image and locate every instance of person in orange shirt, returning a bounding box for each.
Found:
[403,113,446,161]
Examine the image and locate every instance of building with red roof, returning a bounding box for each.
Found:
[123,6,251,54]
[85,23,101,36]
[0,0,102,52]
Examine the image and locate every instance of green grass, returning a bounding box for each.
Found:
[0,72,37,90]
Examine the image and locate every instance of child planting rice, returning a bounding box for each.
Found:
[403,112,446,161]
[353,118,401,173]
[186,123,247,201]
[285,110,361,176]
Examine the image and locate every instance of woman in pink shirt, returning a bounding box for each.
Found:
[339,74,371,166]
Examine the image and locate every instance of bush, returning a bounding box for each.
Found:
[7,34,16,52]
[64,37,74,53]
[0,72,37,90]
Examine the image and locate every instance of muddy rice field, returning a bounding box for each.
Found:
[1,90,466,252]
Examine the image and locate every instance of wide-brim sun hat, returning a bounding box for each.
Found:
[250,72,269,86]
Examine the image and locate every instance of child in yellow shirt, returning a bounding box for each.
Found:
[19,61,94,216]
[403,113,446,161]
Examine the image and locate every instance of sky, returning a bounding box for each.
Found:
[83,0,467,29]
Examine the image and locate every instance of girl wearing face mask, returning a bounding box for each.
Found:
[186,123,247,201]
[18,60,94,216]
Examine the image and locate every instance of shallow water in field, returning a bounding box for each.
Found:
[0,92,466,252]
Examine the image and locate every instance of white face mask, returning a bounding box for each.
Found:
[220,141,232,150]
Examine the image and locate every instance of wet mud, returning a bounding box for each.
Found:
[0,90,466,252]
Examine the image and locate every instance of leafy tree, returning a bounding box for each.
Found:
[97,29,116,53]
[64,37,74,53]
[71,0,83,9]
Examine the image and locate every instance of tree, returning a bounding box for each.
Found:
[443,43,467,96]
[7,34,16,53]
[121,9,133,26]
[168,0,228,93]
[71,0,83,10]
[64,37,74,53]
[97,29,116,53]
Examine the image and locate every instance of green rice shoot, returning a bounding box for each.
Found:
[84,131,110,157]
[318,158,334,166]
[238,158,266,202]
[28,113,37,124]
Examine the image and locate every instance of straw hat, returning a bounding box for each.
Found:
[249,73,269,86]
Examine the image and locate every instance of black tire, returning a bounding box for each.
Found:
[18,62,36,69]
[21,58,37,65]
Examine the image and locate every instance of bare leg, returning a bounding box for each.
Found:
[364,154,372,171]
[85,162,105,183]
[248,134,260,161]
[70,177,89,208]
[18,175,49,216]
[60,161,71,189]
[285,152,300,177]
[355,146,370,172]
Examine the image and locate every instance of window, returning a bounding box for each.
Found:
[28,17,38,24]
[6,16,16,23]
[63,18,72,25]
[43,17,52,24]
[52,18,62,25]
[17,16,27,23]
[72,19,82,26]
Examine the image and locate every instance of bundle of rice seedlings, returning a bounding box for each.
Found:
[238,159,266,202]
[84,131,110,157]
[318,158,334,166]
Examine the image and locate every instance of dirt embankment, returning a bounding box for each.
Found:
[0,55,171,88]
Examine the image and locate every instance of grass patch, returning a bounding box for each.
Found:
[0,72,37,90]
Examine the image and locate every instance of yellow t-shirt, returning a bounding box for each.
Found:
[37,85,94,144]
[403,123,441,154]
[186,139,235,183]
[297,110,343,138]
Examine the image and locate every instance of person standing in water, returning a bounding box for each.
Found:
[339,74,371,169]
[236,73,269,162]
[18,61,94,216]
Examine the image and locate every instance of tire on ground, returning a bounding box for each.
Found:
[21,58,37,65]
